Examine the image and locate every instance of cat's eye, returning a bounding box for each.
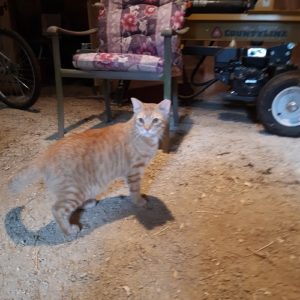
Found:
[137,117,144,124]
[152,118,159,124]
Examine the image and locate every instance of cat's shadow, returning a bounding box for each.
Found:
[4,195,174,246]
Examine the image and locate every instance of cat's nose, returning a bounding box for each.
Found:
[144,125,151,131]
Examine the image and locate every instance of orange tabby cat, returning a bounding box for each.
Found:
[9,98,171,235]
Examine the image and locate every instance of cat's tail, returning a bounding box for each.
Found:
[8,163,42,195]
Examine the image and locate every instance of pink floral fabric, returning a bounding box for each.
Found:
[73,1,186,73]
[73,52,163,73]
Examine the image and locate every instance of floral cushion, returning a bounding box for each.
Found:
[73,1,186,73]
[73,52,163,73]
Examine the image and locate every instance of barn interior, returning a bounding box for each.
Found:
[1,1,300,299]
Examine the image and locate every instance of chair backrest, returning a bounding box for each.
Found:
[97,0,185,60]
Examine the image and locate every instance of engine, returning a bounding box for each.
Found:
[214,43,297,99]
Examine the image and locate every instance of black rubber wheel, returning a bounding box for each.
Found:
[0,28,40,109]
[257,70,300,137]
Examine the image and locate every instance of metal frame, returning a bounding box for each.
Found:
[47,26,179,152]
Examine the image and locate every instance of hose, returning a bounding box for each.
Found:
[179,41,217,100]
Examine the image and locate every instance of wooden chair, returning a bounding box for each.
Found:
[47,0,186,150]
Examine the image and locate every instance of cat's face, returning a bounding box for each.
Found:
[131,98,171,139]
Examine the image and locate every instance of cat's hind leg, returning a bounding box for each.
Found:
[52,198,83,235]
[81,199,97,209]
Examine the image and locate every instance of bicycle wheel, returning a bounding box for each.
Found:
[0,28,40,109]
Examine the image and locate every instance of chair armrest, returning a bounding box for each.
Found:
[176,27,190,35]
[161,27,189,37]
[47,26,98,36]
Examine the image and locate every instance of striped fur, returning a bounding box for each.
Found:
[8,98,171,235]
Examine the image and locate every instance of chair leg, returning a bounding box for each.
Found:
[51,35,64,138]
[172,77,179,128]
[161,78,179,152]
[162,75,172,153]
[102,79,112,122]
[160,126,170,153]
[55,74,64,138]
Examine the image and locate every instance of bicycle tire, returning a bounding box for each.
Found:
[0,28,40,109]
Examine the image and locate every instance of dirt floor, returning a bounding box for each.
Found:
[1,84,300,300]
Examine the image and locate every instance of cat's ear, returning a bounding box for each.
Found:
[158,99,171,118]
[131,98,144,114]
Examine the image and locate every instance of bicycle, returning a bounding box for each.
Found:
[0,4,40,109]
